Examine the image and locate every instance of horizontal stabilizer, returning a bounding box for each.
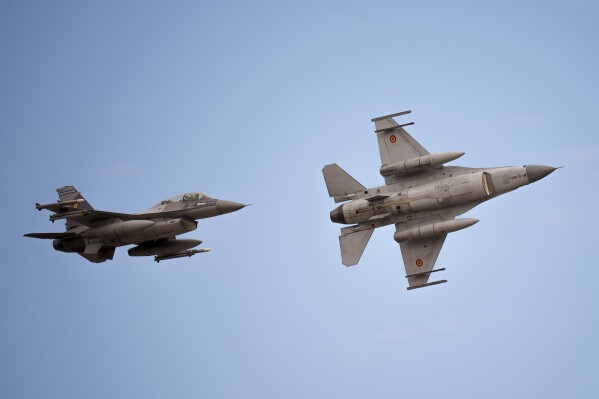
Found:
[339,228,374,266]
[322,164,366,200]
[24,232,75,239]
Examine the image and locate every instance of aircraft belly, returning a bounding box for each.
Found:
[324,111,558,290]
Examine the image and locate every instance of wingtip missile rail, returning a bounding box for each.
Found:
[406,280,448,291]
[371,110,412,122]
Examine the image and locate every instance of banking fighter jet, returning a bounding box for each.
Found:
[25,186,247,263]
[323,111,557,290]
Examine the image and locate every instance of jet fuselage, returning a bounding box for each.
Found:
[330,165,555,228]
[27,188,247,263]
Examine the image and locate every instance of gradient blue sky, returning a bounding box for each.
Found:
[2,1,598,398]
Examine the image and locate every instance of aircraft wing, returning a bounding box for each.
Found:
[372,111,429,165]
[372,111,430,181]
[396,215,450,290]
[48,209,163,227]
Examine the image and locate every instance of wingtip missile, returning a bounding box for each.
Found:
[371,110,412,122]
[154,248,211,263]
[35,199,85,211]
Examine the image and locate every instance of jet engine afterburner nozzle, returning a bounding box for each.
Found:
[330,205,346,224]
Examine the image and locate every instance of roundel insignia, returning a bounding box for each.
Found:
[415,259,423,267]
[73,203,79,209]
[389,135,397,143]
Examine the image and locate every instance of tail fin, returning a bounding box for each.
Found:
[56,186,94,230]
[322,164,366,203]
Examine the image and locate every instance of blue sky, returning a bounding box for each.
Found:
[1,1,598,398]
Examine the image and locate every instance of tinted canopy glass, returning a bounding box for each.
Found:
[152,193,212,207]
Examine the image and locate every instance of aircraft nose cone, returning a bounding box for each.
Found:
[526,165,557,183]
[217,200,246,215]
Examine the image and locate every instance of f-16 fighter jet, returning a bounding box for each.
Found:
[25,186,247,263]
[323,111,557,290]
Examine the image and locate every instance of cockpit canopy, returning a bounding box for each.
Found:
[152,192,212,208]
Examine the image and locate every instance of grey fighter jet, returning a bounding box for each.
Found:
[25,186,247,263]
[323,111,557,290]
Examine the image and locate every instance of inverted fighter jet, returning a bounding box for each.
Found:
[323,111,557,290]
[25,186,247,263]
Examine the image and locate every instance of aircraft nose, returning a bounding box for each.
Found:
[216,200,246,215]
[526,165,558,183]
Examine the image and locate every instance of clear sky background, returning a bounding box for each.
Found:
[1,1,598,398]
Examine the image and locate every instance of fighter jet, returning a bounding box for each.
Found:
[25,186,247,263]
[323,111,558,290]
